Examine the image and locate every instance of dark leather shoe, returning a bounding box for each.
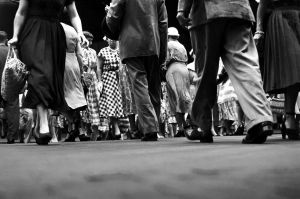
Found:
[141,132,158,141]
[184,129,213,143]
[64,132,76,142]
[233,125,244,135]
[281,123,299,140]
[78,134,90,141]
[35,133,52,145]
[242,122,273,144]
[130,130,142,139]
[200,130,214,143]
[174,130,185,137]
[7,139,15,144]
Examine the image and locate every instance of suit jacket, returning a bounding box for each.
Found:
[106,0,168,65]
[178,0,255,29]
[0,45,9,91]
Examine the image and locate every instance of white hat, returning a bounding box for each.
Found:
[168,27,180,37]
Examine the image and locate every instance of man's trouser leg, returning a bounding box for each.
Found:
[190,20,225,131]
[4,97,19,141]
[125,56,160,134]
[221,19,273,130]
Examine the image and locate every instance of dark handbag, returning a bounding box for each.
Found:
[1,47,29,101]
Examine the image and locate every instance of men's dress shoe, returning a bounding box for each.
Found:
[242,122,273,144]
[78,134,90,141]
[141,132,158,141]
[233,125,244,135]
[35,133,52,145]
[130,130,142,139]
[174,130,185,137]
[64,132,76,142]
[7,139,15,144]
[184,129,213,143]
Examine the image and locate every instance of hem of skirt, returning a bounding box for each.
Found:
[265,82,300,94]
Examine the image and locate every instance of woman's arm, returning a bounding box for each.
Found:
[254,0,271,46]
[8,0,29,46]
[256,0,271,32]
[66,2,88,46]
[75,41,84,74]
[97,56,104,81]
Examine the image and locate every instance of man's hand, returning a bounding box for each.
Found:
[176,12,191,28]
[78,32,89,47]
[254,31,264,51]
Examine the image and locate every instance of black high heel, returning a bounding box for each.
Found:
[282,114,300,140]
[33,113,52,145]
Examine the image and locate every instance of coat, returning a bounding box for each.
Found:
[177,0,255,29]
[106,0,168,65]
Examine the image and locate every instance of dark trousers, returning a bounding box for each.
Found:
[124,56,161,134]
[4,97,19,141]
[190,18,273,131]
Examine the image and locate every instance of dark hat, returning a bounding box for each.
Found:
[101,17,119,41]
[83,31,94,39]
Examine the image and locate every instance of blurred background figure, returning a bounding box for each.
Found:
[61,23,87,142]
[0,30,19,144]
[98,39,124,140]
[166,27,192,137]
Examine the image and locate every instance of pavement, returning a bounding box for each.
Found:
[0,134,300,199]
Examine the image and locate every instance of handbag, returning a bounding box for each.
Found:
[1,47,29,101]
[269,96,285,114]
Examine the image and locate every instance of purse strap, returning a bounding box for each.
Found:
[5,47,17,63]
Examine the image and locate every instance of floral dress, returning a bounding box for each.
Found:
[81,47,98,125]
[118,63,136,116]
[98,47,124,119]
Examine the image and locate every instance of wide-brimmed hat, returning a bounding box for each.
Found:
[168,27,180,37]
[83,31,94,40]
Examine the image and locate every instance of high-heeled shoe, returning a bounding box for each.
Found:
[282,114,300,140]
[33,114,52,145]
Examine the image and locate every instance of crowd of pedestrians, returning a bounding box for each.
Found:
[0,0,299,145]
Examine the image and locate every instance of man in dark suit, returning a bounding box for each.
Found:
[0,30,19,144]
[104,0,168,141]
[177,0,273,144]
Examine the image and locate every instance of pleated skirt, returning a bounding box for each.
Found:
[263,7,300,93]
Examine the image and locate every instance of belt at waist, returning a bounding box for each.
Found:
[103,68,119,72]
[28,14,59,22]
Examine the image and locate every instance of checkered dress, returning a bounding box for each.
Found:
[86,70,101,125]
[98,47,124,119]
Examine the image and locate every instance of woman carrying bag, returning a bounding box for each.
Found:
[8,0,88,145]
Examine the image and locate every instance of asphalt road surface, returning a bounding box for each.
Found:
[0,135,300,199]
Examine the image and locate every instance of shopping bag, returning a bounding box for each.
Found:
[1,47,29,101]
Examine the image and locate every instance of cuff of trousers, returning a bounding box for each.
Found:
[245,116,274,132]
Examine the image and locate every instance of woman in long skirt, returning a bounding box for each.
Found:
[61,23,87,142]
[9,0,88,145]
[256,0,300,139]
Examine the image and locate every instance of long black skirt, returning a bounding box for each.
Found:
[19,17,67,111]
[263,7,300,93]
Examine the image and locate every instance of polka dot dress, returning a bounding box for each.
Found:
[98,47,124,118]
